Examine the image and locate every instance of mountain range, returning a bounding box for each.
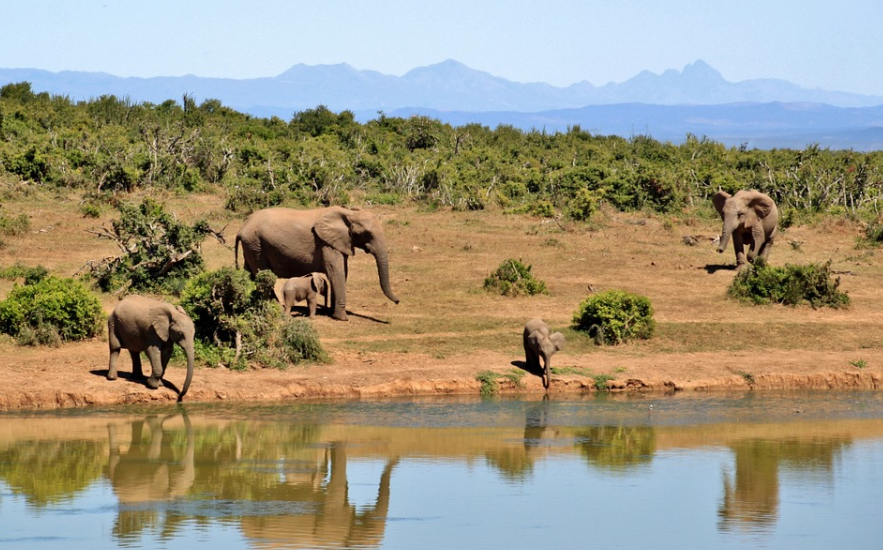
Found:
[2,60,882,150]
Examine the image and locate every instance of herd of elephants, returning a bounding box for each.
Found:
[105,188,778,400]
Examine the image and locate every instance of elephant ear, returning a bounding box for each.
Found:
[150,306,172,342]
[550,332,565,351]
[712,191,730,218]
[310,273,322,293]
[314,209,354,256]
[748,193,774,220]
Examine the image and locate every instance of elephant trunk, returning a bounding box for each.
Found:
[541,354,551,389]
[369,239,399,305]
[178,340,194,402]
[717,221,735,253]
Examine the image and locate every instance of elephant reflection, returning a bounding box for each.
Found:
[105,413,195,540]
[718,438,849,533]
[239,444,398,549]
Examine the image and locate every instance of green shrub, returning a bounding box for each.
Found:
[0,210,30,236]
[483,259,548,297]
[180,268,327,367]
[572,289,655,345]
[275,318,329,364]
[727,259,850,308]
[0,276,103,345]
[0,263,49,285]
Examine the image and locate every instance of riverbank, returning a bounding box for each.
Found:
[2,192,882,411]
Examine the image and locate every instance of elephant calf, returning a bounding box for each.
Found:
[107,295,195,401]
[523,319,565,390]
[274,273,328,318]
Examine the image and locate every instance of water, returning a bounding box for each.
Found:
[1,392,882,550]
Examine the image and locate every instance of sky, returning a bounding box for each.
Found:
[1,0,881,96]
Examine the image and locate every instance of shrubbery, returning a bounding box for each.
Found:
[727,259,850,308]
[0,276,103,346]
[483,259,548,297]
[572,289,655,345]
[179,267,328,367]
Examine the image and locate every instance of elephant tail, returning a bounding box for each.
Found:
[234,234,241,269]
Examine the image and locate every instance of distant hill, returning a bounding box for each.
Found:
[2,60,882,149]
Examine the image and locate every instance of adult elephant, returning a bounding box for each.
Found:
[107,295,195,401]
[712,190,778,267]
[235,206,399,321]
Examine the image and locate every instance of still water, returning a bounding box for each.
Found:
[1,392,882,550]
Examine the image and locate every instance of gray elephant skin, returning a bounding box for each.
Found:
[274,273,328,318]
[235,206,399,321]
[107,295,195,401]
[713,190,778,267]
[523,318,565,389]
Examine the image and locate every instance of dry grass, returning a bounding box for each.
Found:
[2,185,882,373]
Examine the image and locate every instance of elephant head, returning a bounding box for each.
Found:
[310,273,329,308]
[314,207,400,306]
[151,304,195,401]
[712,190,778,266]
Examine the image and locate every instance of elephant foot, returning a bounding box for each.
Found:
[146,376,162,389]
[106,372,117,381]
[331,310,349,321]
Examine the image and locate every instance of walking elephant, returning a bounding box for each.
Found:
[274,273,328,318]
[107,295,195,401]
[235,206,399,321]
[712,190,778,267]
[523,318,565,390]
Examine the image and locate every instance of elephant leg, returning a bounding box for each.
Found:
[129,350,145,379]
[307,296,317,318]
[145,346,163,389]
[160,344,173,376]
[759,237,774,260]
[108,346,121,380]
[323,248,348,321]
[732,232,748,266]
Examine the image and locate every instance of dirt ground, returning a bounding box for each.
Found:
[2,190,882,411]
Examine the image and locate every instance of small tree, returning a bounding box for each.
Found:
[484,259,548,297]
[572,290,655,345]
[86,198,216,292]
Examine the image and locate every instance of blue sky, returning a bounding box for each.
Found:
[2,0,881,95]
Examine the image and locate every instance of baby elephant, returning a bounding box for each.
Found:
[274,273,328,318]
[107,295,195,401]
[523,318,565,390]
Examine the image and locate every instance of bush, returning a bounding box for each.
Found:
[275,318,329,364]
[572,289,655,345]
[483,259,548,297]
[0,210,30,236]
[180,268,327,367]
[727,259,850,308]
[0,276,103,345]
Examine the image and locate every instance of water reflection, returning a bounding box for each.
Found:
[718,436,850,533]
[0,394,881,549]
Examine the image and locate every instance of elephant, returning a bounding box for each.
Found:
[235,206,399,321]
[712,190,778,267]
[107,295,194,401]
[523,318,565,389]
[274,273,329,318]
